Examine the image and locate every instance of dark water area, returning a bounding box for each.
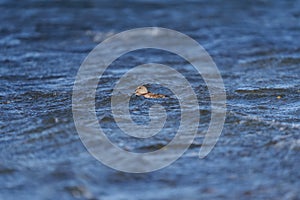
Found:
[1,0,300,199]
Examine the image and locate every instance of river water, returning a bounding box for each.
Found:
[0,0,299,199]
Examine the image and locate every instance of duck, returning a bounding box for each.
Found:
[135,85,165,98]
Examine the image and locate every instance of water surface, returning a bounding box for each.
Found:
[0,0,299,199]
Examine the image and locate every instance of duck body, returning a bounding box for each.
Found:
[135,85,165,99]
[143,93,165,98]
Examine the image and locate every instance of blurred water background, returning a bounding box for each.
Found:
[0,0,299,199]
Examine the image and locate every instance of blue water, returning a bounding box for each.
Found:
[1,0,299,199]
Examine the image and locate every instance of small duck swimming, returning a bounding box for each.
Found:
[135,85,165,98]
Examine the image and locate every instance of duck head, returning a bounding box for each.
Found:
[135,85,148,96]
